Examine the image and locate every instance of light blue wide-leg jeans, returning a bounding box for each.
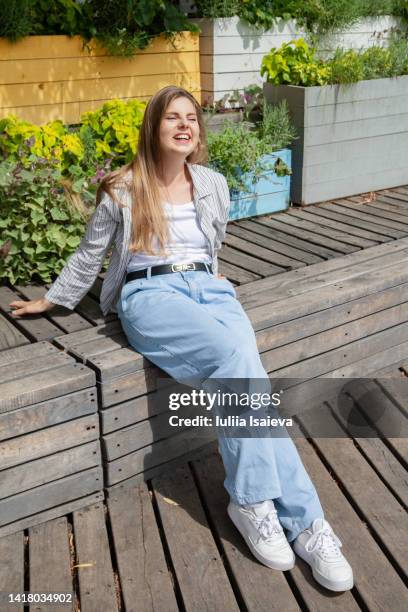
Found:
[117,268,324,541]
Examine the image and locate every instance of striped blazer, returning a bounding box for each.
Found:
[45,162,231,315]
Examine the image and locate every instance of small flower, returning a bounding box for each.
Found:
[24,136,36,148]
[95,169,106,180]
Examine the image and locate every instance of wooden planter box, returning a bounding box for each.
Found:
[264,76,408,205]
[228,149,291,220]
[188,15,402,106]
[204,109,243,132]
[0,342,103,537]
[0,32,200,124]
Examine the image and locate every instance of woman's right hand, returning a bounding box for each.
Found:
[9,297,55,318]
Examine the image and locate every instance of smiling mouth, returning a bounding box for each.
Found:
[173,135,191,142]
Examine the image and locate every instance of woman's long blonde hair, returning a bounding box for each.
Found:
[96,86,208,255]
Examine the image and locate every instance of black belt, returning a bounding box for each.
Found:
[125,261,213,283]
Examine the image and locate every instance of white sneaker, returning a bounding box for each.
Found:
[228,500,295,570]
[293,518,354,592]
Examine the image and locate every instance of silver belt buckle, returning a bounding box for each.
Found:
[171,262,196,272]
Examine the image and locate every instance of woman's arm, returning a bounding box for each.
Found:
[10,191,119,316]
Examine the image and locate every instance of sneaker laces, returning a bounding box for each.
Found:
[305,524,342,559]
[253,509,283,542]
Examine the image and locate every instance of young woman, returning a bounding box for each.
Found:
[10,85,353,592]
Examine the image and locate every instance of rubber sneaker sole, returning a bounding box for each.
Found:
[228,504,295,571]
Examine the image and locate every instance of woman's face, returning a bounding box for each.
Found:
[159,96,200,160]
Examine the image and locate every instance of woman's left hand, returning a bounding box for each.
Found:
[218,274,226,279]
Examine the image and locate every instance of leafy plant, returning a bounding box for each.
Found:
[207,100,295,192]
[327,48,365,84]
[0,0,200,55]
[207,122,269,192]
[261,38,331,86]
[0,159,88,284]
[0,0,33,40]
[30,0,89,36]
[261,36,408,86]
[258,99,297,151]
[79,98,146,165]
[0,116,85,171]
[191,0,240,18]
[190,0,408,36]
[82,0,200,56]
[0,99,147,191]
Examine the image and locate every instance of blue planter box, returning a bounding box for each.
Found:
[228,148,291,220]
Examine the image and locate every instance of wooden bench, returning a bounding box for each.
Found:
[0,342,104,537]
[48,236,408,491]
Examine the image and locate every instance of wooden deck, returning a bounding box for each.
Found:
[0,187,407,611]
[1,398,407,612]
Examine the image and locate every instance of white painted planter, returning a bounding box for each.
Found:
[184,14,403,105]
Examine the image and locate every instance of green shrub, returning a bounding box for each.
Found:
[30,0,89,36]
[0,116,84,171]
[261,37,408,86]
[261,38,331,86]
[0,99,147,184]
[0,159,87,284]
[0,0,33,41]
[79,99,146,165]
[192,0,408,35]
[0,0,199,54]
[207,101,295,191]
[259,99,297,151]
[327,48,365,84]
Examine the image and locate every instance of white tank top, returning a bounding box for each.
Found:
[126,201,212,272]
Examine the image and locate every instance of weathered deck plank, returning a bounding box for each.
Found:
[288,208,381,245]
[108,482,179,612]
[73,503,119,612]
[227,223,318,265]
[152,464,240,612]
[28,517,74,612]
[0,313,29,352]
[0,531,24,612]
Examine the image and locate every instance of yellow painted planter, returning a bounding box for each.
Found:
[0,32,201,124]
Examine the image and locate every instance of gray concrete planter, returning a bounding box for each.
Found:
[264,76,408,204]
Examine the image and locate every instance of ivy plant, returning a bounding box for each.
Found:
[0,159,88,285]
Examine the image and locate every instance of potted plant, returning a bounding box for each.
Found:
[207,98,296,219]
[262,37,408,204]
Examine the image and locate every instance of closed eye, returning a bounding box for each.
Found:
[166,116,197,121]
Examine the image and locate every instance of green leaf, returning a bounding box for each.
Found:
[23,245,35,256]
[50,207,69,221]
